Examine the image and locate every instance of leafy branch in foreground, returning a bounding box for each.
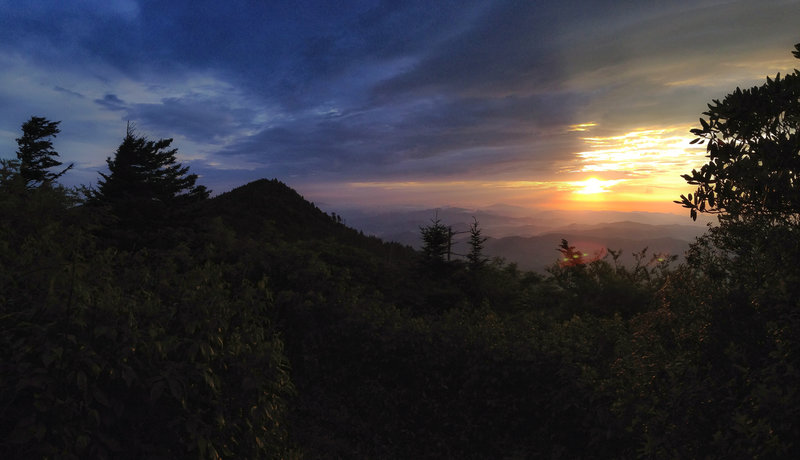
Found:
[677,43,800,224]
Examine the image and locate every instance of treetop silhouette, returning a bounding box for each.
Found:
[93,124,209,207]
[677,43,800,224]
[15,116,73,188]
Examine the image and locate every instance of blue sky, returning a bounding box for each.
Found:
[1,0,799,212]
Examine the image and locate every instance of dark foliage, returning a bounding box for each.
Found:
[93,126,208,207]
[88,125,209,249]
[204,179,357,242]
[15,116,72,188]
[4,165,799,457]
[419,213,452,265]
[466,217,488,270]
[677,43,800,224]
[0,174,294,458]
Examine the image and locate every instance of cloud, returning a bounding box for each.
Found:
[124,95,261,144]
[373,2,566,101]
[212,88,586,182]
[53,86,85,98]
[95,94,127,111]
[554,0,800,129]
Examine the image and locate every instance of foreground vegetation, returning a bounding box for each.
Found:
[2,45,800,458]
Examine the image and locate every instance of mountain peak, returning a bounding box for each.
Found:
[204,178,340,240]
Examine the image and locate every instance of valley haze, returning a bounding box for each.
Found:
[327,203,711,271]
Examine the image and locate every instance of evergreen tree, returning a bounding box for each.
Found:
[420,213,451,264]
[91,125,209,242]
[466,217,487,270]
[15,116,72,188]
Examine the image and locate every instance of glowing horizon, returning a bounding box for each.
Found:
[2,1,797,220]
[316,123,707,215]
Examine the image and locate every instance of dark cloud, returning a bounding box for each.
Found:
[53,86,85,98]
[373,2,564,101]
[95,94,127,111]
[125,95,260,144]
[91,90,261,144]
[213,88,584,181]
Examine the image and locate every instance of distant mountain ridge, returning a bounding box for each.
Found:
[333,204,709,272]
[556,221,705,242]
[203,179,707,273]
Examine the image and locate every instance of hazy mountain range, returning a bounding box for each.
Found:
[334,204,713,271]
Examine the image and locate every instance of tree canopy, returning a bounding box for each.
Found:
[15,116,72,188]
[90,125,209,238]
[420,213,452,264]
[466,217,488,270]
[93,125,209,206]
[677,43,800,224]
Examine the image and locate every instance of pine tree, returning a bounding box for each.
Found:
[466,217,488,270]
[15,116,72,187]
[420,213,451,264]
[91,124,209,236]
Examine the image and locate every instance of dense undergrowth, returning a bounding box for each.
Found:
[2,176,799,458]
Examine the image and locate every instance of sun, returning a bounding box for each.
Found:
[575,177,612,194]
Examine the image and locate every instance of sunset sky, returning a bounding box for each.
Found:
[1,0,799,215]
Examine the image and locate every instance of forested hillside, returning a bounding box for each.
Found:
[3,44,800,459]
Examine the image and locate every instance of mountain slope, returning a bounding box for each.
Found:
[203,178,350,241]
[200,178,421,306]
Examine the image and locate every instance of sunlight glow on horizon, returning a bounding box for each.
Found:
[554,124,709,211]
[325,123,708,214]
[571,177,623,195]
[567,126,706,176]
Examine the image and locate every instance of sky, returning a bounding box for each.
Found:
[1,0,799,216]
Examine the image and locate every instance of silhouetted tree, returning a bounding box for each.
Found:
[675,41,800,293]
[15,116,72,188]
[420,212,451,264]
[665,43,800,458]
[466,217,487,270]
[90,124,208,234]
[677,43,800,224]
